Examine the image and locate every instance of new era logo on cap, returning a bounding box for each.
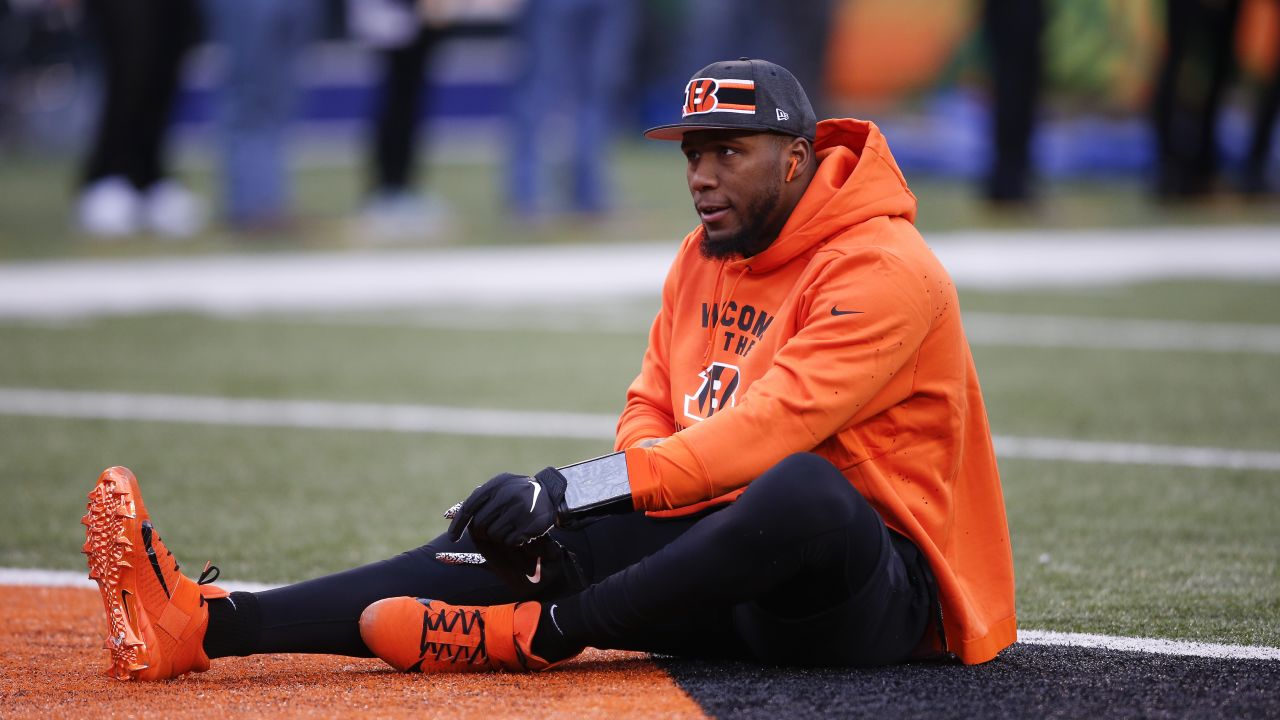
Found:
[644,58,817,141]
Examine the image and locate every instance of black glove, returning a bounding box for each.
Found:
[447,468,569,548]
[469,533,588,596]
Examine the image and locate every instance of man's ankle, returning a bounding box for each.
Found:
[203,591,262,659]
[530,599,584,662]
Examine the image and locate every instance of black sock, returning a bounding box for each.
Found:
[203,591,262,659]
[530,597,587,662]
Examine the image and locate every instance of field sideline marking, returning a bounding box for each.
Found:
[991,435,1280,471]
[2,227,1279,320]
[1016,629,1280,662]
[1,388,1278,472]
[282,311,1280,356]
[4,567,1275,662]
[962,313,1280,355]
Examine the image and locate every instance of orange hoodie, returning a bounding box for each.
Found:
[615,118,1016,664]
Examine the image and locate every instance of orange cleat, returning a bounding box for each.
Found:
[82,466,228,681]
[359,597,563,673]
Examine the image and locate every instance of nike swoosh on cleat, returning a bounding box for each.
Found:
[526,557,542,584]
[117,590,132,646]
[140,521,171,598]
[830,306,865,316]
[527,479,541,512]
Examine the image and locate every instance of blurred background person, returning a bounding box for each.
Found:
[678,0,836,118]
[349,0,452,242]
[981,0,1045,204]
[1240,0,1279,196]
[75,0,204,238]
[200,0,319,233]
[1151,0,1243,199]
[506,0,636,221]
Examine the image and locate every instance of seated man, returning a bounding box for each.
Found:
[81,58,1016,681]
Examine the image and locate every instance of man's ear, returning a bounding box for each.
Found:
[784,137,812,183]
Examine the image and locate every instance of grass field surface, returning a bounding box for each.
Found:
[4,275,1277,646]
[0,146,1277,715]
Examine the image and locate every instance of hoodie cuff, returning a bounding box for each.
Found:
[625,435,708,512]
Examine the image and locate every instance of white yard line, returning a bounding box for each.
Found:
[2,388,1278,472]
[1,226,1278,320]
[0,243,673,320]
[1017,629,1280,662]
[0,567,276,594]
[5,567,1276,662]
[992,435,1280,472]
[284,311,1280,355]
[962,313,1280,355]
[0,388,613,440]
[929,226,1280,289]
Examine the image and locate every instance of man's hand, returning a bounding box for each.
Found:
[446,469,568,547]
[469,534,588,595]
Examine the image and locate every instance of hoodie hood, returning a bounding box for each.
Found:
[738,118,918,273]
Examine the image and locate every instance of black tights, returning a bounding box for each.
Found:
[81,0,198,190]
[211,453,935,667]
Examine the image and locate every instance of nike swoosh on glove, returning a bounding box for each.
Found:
[447,469,568,548]
[469,534,588,596]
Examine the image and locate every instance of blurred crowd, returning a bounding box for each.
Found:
[984,0,1279,204]
[0,0,1276,243]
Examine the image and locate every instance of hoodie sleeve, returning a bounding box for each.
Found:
[614,246,684,450]
[626,239,933,511]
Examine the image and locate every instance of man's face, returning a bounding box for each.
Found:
[680,130,791,260]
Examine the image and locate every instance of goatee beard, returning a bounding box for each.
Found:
[698,181,782,260]
[699,233,748,260]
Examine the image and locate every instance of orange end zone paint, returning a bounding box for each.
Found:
[2,585,706,719]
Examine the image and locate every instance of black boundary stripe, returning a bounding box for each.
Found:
[713,87,755,108]
[657,644,1280,719]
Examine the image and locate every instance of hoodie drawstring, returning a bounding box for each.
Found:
[703,261,751,365]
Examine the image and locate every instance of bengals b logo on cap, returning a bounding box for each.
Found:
[682,77,756,117]
[644,59,815,141]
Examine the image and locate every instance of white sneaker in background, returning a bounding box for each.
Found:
[356,191,453,244]
[347,0,419,49]
[77,176,140,238]
[141,180,204,239]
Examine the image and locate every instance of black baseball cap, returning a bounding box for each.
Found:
[644,58,817,142]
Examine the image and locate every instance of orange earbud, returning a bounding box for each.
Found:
[786,157,798,182]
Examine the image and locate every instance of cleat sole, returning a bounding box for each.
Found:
[84,468,149,680]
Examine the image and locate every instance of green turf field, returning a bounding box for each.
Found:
[4,140,1280,259]
[1,146,1277,651]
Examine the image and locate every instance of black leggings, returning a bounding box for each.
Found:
[368,27,441,194]
[240,453,936,667]
[81,0,199,190]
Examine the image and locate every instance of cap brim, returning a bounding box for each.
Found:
[642,122,803,141]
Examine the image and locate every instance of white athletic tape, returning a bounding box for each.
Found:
[434,552,486,566]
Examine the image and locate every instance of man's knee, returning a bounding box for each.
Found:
[739,453,869,532]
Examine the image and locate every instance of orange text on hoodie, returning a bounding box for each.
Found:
[615,118,1016,665]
